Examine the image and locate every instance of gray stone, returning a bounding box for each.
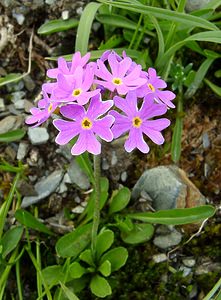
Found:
[185,0,210,12]
[67,159,90,190]
[12,12,25,25]
[153,226,182,249]
[182,257,196,268]
[202,132,210,149]
[0,98,6,112]
[152,253,167,263]
[21,170,64,208]
[102,158,109,170]
[111,150,118,166]
[28,127,49,145]
[24,100,34,113]
[195,259,221,275]
[23,75,35,92]
[11,91,25,103]
[0,115,23,134]
[57,144,73,161]
[72,205,85,214]
[121,171,127,182]
[14,99,25,110]
[62,10,69,20]
[132,165,206,210]
[17,142,29,160]
[179,266,192,277]
[58,173,71,194]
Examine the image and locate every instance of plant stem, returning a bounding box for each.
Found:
[16,258,23,300]
[91,154,101,257]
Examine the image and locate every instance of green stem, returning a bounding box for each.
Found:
[91,154,101,257]
[0,172,21,238]
[16,258,23,300]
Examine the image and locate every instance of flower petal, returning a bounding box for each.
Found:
[142,119,170,145]
[108,53,119,77]
[118,57,132,77]
[93,115,115,141]
[96,59,113,81]
[71,131,101,155]
[60,104,85,120]
[114,91,138,116]
[139,98,168,119]
[156,90,176,108]
[53,119,81,145]
[109,111,131,138]
[124,127,149,153]
[87,94,113,119]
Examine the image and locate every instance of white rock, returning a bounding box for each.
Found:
[62,10,69,20]
[17,142,29,160]
[152,253,167,263]
[28,127,49,145]
[0,98,5,111]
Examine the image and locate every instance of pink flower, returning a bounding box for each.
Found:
[52,64,100,105]
[94,51,146,95]
[47,52,90,78]
[109,91,170,153]
[136,68,176,108]
[25,91,59,127]
[53,94,114,155]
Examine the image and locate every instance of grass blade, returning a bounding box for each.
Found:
[75,2,102,54]
[38,18,78,35]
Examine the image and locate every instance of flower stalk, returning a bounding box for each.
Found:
[91,153,101,258]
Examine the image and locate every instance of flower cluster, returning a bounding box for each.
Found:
[26,51,175,155]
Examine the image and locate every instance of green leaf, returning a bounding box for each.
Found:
[109,187,131,215]
[0,129,26,143]
[56,223,92,258]
[79,249,94,266]
[15,209,53,235]
[75,153,94,185]
[69,262,87,279]
[127,205,216,225]
[98,260,111,277]
[99,35,123,50]
[37,18,78,35]
[204,78,221,97]
[215,69,221,78]
[184,57,215,99]
[60,282,80,300]
[42,265,65,287]
[171,108,183,163]
[75,2,102,54]
[0,73,23,87]
[96,14,154,36]
[96,229,114,259]
[121,223,154,244]
[90,275,112,298]
[0,226,23,258]
[97,0,218,30]
[100,247,128,272]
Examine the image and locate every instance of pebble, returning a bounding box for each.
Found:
[152,253,167,263]
[72,205,85,214]
[121,171,127,182]
[202,132,210,149]
[58,173,71,194]
[11,91,25,103]
[0,98,6,111]
[195,261,221,275]
[132,165,206,210]
[153,226,182,249]
[21,170,64,208]
[12,12,25,25]
[185,0,210,12]
[102,158,109,170]
[179,266,192,277]
[23,75,35,92]
[67,159,90,190]
[182,257,196,268]
[111,150,118,166]
[62,10,69,20]
[0,115,23,134]
[28,127,49,145]
[17,142,29,160]
[24,100,34,113]
[14,99,25,110]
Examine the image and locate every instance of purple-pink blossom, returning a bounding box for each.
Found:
[109,91,170,153]
[95,51,147,95]
[47,52,90,78]
[25,91,59,127]
[136,68,176,108]
[53,94,114,155]
[52,64,100,105]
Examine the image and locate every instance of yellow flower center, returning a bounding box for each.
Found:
[112,78,122,85]
[48,103,53,113]
[147,83,155,92]
[72,88,82,97]
[81,117,92,129]
[132,116,142,128]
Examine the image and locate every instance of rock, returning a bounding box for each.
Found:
[0,98,6,111]
[24,100,34,113]
[23,75,35,92]
[67,159,90,190]
[202,132,210,149]
[195,258,221,275]
[14,99,25,110]
[58,173,71,194]
[182,257,196,268]
[153,226,182,249]
[132,165,206,210]
[17,142,29,160]
[185,0,210,12]
[102,158,109,170]
[62,10,69,20]
[5,146,16,160]
[11,91,25,102]
[56,144,73,161]
[21,170,64,208]
[179,266,192,277]
[72,205,85,214]
[121,171,127,182]
[28,127,49,145]
[12,11,25,25]
[0,115,23,134]
[111,150,118,166]
[152,253,167,263]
